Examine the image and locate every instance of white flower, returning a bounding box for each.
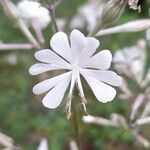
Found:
[70,0,103,31]
[113,46,141,72]
[113,40,146,82]
[17,0,51,29]
[29,29,122,117]
[37,138,49,150]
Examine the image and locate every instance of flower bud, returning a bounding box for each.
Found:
[88,0,126,36]
[101,0,126,26]
[96,19,150,36]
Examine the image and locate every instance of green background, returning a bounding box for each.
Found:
[0,0,150,149]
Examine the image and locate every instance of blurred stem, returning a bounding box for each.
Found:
[53,0,64,9]
[71,99,82,150]
[49,10,59,33]
[17,20,40,49]
[0,43,33,50]
[0,0,40,49]
[46,0,58,33]
[42,0,64,33]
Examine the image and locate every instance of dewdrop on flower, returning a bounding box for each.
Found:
[17,0,51,29]
[29,29,122,118]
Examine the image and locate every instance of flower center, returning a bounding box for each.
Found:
[66,64,87,119]
[72,64,80,82]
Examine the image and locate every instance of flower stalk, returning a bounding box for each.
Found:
[43,0,59,33]
[0,43,33,51]
[71,99,82,150]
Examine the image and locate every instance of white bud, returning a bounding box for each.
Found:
[100,0,126,26]
[83,115,119,127]
[96,19,150,36]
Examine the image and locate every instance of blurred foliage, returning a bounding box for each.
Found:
[0,0,150,149]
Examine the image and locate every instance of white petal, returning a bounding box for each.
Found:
[33,72,71,95]
[29,63,64,75]
[81,72,116,103]
[42,73,71,109]
[70,29,85,62]
[78,37,100,65]
[81,69,122,86]
[34,49,71,69]
[50,32,71,62]
[82,50,112,70]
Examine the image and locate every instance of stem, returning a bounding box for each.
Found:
[49,10,59,33]
[53,0,64,9]
[71,100,82,150]
[31,19,45,45]
[46,0,59,33]
[0,43,33,50]
[0,0,40,49]
[17,20,40,49]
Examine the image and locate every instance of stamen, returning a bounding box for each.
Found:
[65,94,72,119]
[66,69,76,119]
[81,97,88,116]
[77,70,88,115]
